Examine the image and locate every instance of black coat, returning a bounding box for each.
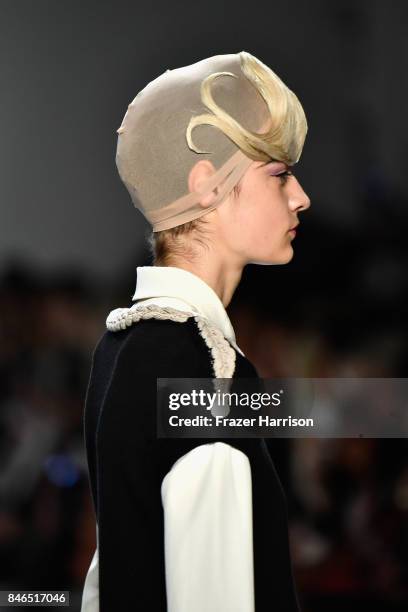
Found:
[83,313,301,611]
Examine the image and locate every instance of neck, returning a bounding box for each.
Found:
[154,255,244,308]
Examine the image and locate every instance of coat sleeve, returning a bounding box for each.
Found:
[161,441,255,612]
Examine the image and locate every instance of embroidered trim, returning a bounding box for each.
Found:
[106,304,236,378]
[106,303,191,331]
[193,315,235,378]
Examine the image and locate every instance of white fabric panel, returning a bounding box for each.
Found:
[80,525,99,612]
[161,441,255,612]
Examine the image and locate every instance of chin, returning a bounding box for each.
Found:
[280,247,294,264]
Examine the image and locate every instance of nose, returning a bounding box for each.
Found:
[289,176,311,212]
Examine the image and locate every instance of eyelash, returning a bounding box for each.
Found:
[276,170,293,185]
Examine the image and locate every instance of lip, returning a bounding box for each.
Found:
[289,224,299,232]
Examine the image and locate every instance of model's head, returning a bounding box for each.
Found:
[115,51,310,267]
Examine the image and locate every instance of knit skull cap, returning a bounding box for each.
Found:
[115,52,276,232]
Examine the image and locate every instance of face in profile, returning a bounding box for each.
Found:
[216,158,311,265]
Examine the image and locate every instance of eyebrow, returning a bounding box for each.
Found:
[259,159,288,169]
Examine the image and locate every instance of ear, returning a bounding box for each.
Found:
[188,159,218,209]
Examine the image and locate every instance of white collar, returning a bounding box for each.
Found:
[132,266,243,355]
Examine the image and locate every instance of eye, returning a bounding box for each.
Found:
[277,170,293,185]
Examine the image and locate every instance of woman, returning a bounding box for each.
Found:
[81,51,311,611]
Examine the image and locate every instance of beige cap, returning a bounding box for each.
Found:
[115,52,297,232]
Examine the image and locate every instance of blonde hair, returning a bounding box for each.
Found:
[186,50,307,166]
[151,51,307,262]
[148,217,212,266]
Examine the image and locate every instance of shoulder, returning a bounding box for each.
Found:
[96,316,215,379]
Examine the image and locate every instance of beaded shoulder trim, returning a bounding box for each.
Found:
[106,303,236,378]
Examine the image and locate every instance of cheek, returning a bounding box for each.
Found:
[233,202,263,244]
[240,192,287,240]
[223,176,291,256]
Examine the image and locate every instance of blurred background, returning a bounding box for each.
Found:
[1,0,407,610]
